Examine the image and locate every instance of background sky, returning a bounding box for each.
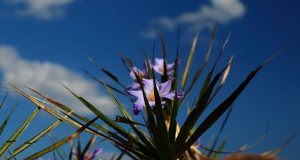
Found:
[0,0,299,159]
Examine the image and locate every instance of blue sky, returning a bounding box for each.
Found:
[0,0,299,159]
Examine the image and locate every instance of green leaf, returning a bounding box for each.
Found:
[88,57,126,88]
[103,83,132,120]
[159,32,169,82]
[207,105,233,158]
[143,49,154,79]
[133,71,159,154]
[49,133,66,160]
[76,135,82,160]
[25,86,118,136]
[181,32,199,89]
[8,119,62,159]
[61,84,153,158]
[68,140,75,160]
[273,134,296,156]
[212,140,227,160]
[207,56,233,104]
[175,64,264,157]
[0,91,8,110]
[115,116,146,127]
[81,135,96,157]
[24,117,98,160]
[152,71,172,159]
[103,82,155,154]
[63,84,130,139]
[211,32,231,72]
[0,108,40,157]
[83,69,127,96]
[15,86,142,158]
[10,85,98,135]
[182,26,217,102]
[118,52,133,69]
[0,104,17,137]
[114,144,139,160]
[174,68,224,152]
[169,28,180,144]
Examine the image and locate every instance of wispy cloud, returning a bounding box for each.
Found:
[4,0,75,19]
[142,0,246,39]
[0,45,116,115]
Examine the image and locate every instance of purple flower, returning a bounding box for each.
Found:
[129,67,146,80]
[153,58,179,76]
[127,60,153,91]
[129,60,152,80]
[126,82,140,91]
[127,78,183,115]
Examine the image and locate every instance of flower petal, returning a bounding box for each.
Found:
[153,58,177,75]
[148,101,156,106]
[166,63,175,75]
[142,78,155,94]
[153,58,164,75]
[159,78,173,96]
[163,92,175,100]
[126,90,143,98]
[155,58,164,66]
[126,82,140,91]
[129,67,138,79]
[133,100,145,115]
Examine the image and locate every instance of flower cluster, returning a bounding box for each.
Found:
[126,58,183,115]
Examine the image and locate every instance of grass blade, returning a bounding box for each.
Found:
[14,86,145,159]
[176,64,264,157]
[207,56,233,104]
[118,52,133,69]
[152,72,171,159]
[207,105,233,158]
[24,117,98,160]
[103,83,132,120]
[81,135,96,157]
[88,57,126,88]
[212,140,227,160]
[273,134,296,156]
[143,49,154,79]
[103,82,155,153]
[169,27,180,144]
[25,86,119,136]
[0,91,8,110]
[25,87,143,153]
[10,84,98,135]
[115,116,146,127]
[83,69,127,96]
[61,84,140,146]
[159,32,169,82]
[49,133,66,160]
[181,33,199,89]
[134,71,158,152]
[174,68,224,152]
[182,26,216,102]
[8,119,62,159]
[0,104,17,137]
[0,108,40,157]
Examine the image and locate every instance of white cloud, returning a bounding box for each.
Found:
[143,0,246,39]
[4,0,75,19]
[0,45,116,115]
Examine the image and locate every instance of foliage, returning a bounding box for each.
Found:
[7,27,288,160]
